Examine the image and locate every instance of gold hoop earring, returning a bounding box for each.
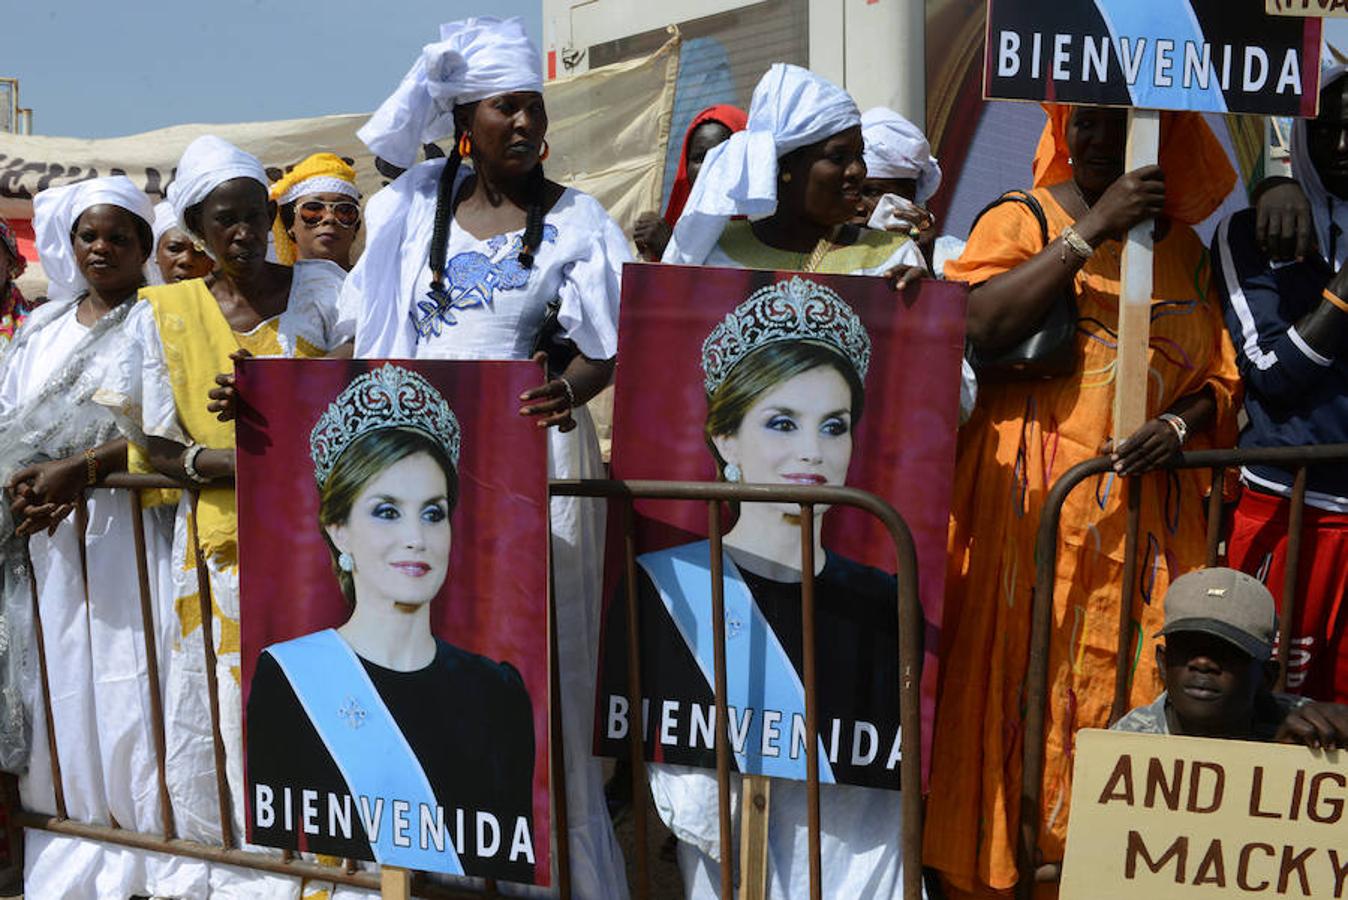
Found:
[458,133,473,158]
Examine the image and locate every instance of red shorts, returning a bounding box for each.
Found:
[1227,486,1348,703]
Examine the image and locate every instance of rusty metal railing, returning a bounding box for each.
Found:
[552,479,926,900]
[11,474,924,899]
[13,473,515,899]
[1017,443,1348,899]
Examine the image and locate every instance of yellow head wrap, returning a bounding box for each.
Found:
[269,152,360,265]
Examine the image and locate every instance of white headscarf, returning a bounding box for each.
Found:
[861,107,942,203]
[166,135,269,237]
[33,176,155,304]
[1291,64,1348,269]
[277,177,360,205]
[662,63,861,266]
[358,16,544,169]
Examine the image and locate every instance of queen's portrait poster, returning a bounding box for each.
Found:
[594,264,967,790]
[235,358,550,883]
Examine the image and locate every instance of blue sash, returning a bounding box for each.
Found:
[267,629,465,873]
[1093,0,1227,112]
[637,541,836,783]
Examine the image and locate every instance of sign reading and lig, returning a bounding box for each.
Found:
[985,0,1322,116]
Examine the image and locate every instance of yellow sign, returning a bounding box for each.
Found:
[1267,0,1348,16]
[1061,729,1348,899]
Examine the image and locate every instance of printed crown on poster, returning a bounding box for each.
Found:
[700,276,872,394]
[310,363,461,486]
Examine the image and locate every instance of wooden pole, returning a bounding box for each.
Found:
[380,865,412,899]
[738,776,772,900]
[1112,109,1161,444]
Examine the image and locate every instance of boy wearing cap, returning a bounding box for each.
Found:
[1114,567,1348,749]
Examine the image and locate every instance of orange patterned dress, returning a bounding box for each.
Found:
[923,178,1240,896]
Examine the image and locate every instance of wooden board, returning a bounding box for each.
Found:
[1112,110,1161,445]
[381,866,412,899]
[739,775,772,900]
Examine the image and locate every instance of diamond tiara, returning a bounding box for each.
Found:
[700,276,872,395]
[309,364,461,487]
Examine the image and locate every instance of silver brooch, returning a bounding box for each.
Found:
[338,696,367,730]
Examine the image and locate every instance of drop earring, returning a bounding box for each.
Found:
[724,463,742,483]
[338,551,354,572]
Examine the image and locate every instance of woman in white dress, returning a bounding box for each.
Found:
[0,177,200,896]
[122,135,350,899]
[658,64,939,899]
[342,16,629,899]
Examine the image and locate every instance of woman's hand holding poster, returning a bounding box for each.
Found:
[235,359,550,883]
[593,264,968,789]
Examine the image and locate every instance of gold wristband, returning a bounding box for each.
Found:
[84,448,98,486]
[1323,287,1348,315]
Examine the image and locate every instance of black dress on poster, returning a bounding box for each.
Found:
[247,637,536,883]
[597,551,904,790]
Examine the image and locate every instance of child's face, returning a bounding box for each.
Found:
[1158,632,1269,738]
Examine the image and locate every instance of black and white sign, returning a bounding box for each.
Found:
[985,0,1322,116]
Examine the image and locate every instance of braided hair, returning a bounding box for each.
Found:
[427,107,550,294]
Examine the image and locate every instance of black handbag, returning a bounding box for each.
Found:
[966,190,1080,381]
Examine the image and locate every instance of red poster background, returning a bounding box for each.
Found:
[600,263,968,783]
[235,358,550,879]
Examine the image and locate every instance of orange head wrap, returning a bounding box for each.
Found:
[1032,104,1235,226]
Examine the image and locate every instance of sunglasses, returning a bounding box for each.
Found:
[296,199,360,229]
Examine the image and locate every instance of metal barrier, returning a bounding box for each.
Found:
[1016,443,1348,900]
[11,475,925,900]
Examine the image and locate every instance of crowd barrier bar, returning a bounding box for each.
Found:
[551,478,925,900]
[11,475,924,900]
[1016,443,1348,900]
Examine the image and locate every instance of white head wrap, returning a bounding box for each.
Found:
[277,176,360,206]
[166,135,269,237]
[358,16,544,169]
[1291,64,1348,269]
[662,63,861,266]
[861,107,942,203]
[33,175,155,304]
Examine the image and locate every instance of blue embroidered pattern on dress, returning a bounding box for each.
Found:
[412,225,559,341]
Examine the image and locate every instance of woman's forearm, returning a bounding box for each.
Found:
[88,438,129,481]
[147,435,235,483]
[561,354,616,407]
[1166,384,1217,435]
[966,239,1088,352]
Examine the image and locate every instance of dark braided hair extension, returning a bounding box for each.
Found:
[517,162,547,270]
[427,140,464,294]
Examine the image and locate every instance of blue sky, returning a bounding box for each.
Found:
[6,1,542,138]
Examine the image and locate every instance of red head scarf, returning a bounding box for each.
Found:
[662,104,749,227]
[1032,104,1236,226]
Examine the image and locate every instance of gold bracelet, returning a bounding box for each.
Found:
[1323,287,1348,315]
[84,448,98,486]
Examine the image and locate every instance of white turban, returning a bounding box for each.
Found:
[663,63,861,266]
[358,16,544,169]
[33,175,155,304]
[861,107,942,203]
[1291,63,1348,269]
[166,135,269,237]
